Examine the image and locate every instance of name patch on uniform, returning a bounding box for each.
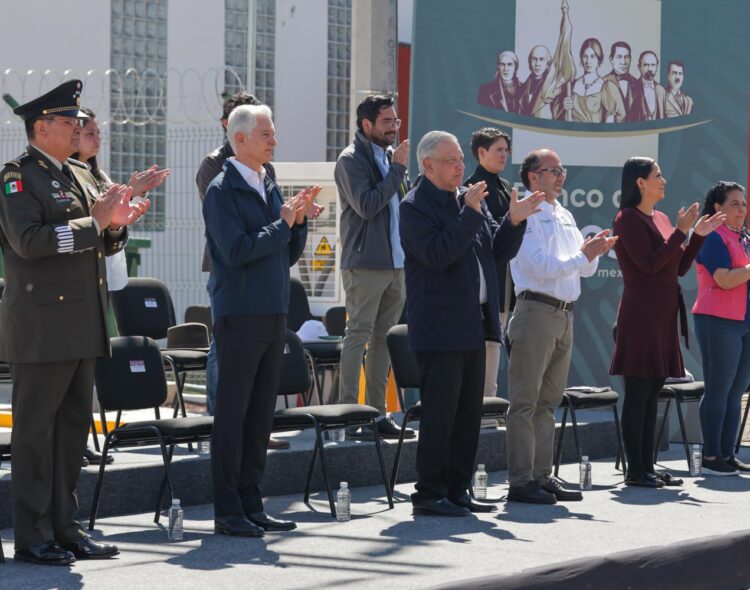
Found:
[144,297,158,308]
[51,191,74,204]
[129,360,146,373]
[4,180,23,195]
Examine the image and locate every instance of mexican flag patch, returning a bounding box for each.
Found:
[4,180,23,195]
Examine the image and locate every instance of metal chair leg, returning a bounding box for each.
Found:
[390,407,416,494]
[314,426,336,518]
[653,398,672,463]
[370,419,394,509]
[155,445,176,521]
[568,399,582,464]
[674,396,692,469]
[554,405,569,477]
[154,438,176,524]
[88,435,113,530]
[303,431,321,504]
[735,391,750,454]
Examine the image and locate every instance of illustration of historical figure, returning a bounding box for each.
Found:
[627,50,667,121]
[477,51,522,112]
[664,60,694,117]
[602,41,637,121]
[519,45,565,119]
[562,37,626,123]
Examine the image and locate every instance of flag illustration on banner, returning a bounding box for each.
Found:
[4,180,23,195]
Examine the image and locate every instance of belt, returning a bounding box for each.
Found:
[519,290,574,312]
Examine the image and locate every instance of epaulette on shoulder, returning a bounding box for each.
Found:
[3,152,33,169]
[67,158,87,169]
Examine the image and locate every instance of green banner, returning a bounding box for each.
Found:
[410,0,750,386]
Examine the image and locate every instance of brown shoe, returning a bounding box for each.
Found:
[268,437,291,450]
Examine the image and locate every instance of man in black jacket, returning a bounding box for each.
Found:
[399,130,542,517]
[465,128,515,402]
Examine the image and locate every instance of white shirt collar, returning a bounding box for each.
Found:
[229,157,266,198]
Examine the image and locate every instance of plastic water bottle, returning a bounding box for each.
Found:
[336,482,351,522]
[331,428,346,443]
[690,444,702,476]
[473,464,488,500]
[168,499,184,540]
[197,440,210,455]
[579,456,592,490]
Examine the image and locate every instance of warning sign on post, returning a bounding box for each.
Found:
[312,236,334,271]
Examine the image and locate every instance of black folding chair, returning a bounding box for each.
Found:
[273,330,393,518]
[88,336,213,530]
[386,324,509,498]
[288,278,344,404]
[111,278,208,420]
[553,386,626,477]
[654,381,705,468]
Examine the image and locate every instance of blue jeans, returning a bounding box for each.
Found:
[206,275,218,416]
[694,313,750,458]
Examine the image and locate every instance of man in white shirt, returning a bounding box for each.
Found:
[505,148,616,504]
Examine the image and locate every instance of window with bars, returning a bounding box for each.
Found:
[225,0,249,95]
[326,0,352,162]
[110,0,168,231]
[253,0,276,110]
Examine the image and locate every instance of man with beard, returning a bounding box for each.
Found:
[603,41,637,121]
[519,45,563,119]
[477,51,522,113]
[627,50,667,121]
[334,95,415,441]
[664,61,694,117]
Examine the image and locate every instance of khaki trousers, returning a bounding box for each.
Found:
[506,299,573,486]
[339,268,405,413]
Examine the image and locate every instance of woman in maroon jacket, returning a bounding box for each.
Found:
[610,157,725,488]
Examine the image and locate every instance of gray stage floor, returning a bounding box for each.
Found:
[2,444,750,590]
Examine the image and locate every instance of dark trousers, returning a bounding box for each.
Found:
[10,359,93,550]
[622,376,665,478]
[412,349,485,501]
[211,314,286,517]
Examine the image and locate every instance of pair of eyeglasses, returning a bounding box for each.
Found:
[534,166,567,177]
[380,118,402,129]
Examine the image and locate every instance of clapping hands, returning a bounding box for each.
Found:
[280,186,323,227]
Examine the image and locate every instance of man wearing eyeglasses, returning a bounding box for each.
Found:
[505,148,616,505]
[334,95,415,440]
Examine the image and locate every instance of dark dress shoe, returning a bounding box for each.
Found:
[412,497,471,517]
[268,437,291,450]
[247,511,297,531]
[539,476,583,501]
[653,471,683,486]
[625,474,662,488]
[377,416,416,440]
[61,535,119,560]
[214,515,265,537]
[84,447,114,465]
[450,493,498,513]
[507,482,556,504]
[15,541,75,565]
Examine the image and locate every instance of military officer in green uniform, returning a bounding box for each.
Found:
[0,80,150,565]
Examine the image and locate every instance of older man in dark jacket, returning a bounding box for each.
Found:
[399,130,541,517]
[203,103,318,537]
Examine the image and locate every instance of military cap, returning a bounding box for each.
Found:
[13,79,88,121]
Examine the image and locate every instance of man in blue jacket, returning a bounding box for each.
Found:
[399,130,542,517]
[203,104,319,537]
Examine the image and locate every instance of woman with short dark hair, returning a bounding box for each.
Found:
[692,181,750,475]
[610,157,724,487]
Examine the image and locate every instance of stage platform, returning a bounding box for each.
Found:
[1,444,749,589]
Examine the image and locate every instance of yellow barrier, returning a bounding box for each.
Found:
[0,411,117,433]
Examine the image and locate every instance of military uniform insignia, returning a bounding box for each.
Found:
[4,179,23,195]
[51,180,61,189]
[37,160,48,170]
